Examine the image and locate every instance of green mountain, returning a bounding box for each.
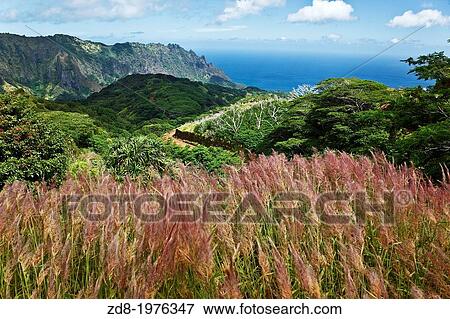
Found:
[41,73,247,133]
[0,33,235,100]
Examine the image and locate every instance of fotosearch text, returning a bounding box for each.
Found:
[62,190,413,225]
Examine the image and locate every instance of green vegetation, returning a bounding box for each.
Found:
[167,144,242,173]
[104,135,241,179]
[105,135,173,180]
[403,51,449,89]
[195,94,288,152]
[37,111,105,148]
[0,93,69,188]
[41,74,247,134]
[272,77,449,179]
[189,51,449,179]
[395,119,450,178]
[3,47,449,183]
[268,78,399,155]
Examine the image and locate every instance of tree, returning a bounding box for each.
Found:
[0,93,69,188]
[394,120,450,180]
[253,102,265,130]
[167,144,241,173]
[268,78,396,156]
[289,84,317,99]
[403,52,450,89]
[266,100,284,125]
[217,107,245,135]
[37,111,100,148]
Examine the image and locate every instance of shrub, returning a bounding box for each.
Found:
[68,152,105,177]
[134,121,175,137]
[105,135,172,179]
[168,144,242,173]
[0,93,69,188]
[37,111,99,148]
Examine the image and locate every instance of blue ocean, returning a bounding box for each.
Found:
[200,51,432,92]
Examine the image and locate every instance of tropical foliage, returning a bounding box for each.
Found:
[0,93,69,188]
[105,135,173,180]
[194,95,288,152]
[403,51,449,89]
[37,111,103,148]
[41,74,247,134]
[168,144,242,173]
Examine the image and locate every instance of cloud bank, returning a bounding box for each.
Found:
[0,0,164,22]
[324,33,342,41]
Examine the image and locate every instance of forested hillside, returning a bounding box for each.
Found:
[40,73,247,134]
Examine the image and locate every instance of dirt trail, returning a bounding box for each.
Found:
[162,130,196,148]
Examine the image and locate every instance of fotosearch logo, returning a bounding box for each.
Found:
[61,191,413,225]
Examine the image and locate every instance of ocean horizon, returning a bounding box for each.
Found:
[200,51,433,92]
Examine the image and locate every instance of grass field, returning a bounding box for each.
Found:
[0,152,449,298]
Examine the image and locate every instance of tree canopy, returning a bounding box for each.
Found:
[0,93,69,187]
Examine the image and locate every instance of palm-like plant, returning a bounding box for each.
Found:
[105,135,172,179]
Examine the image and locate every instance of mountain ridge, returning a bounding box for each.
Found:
[0,33,236,100]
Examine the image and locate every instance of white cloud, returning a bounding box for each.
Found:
[217,0,285,23]
[388,9,450,28]
[288,0,356,23]
[195,25,248,33]
[325,33,342,41]
[390,38,400,44]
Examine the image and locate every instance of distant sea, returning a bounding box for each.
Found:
[200,51,433,92]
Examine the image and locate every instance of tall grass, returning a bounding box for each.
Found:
[0,152,449,298]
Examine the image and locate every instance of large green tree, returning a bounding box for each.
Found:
[403,50,450,90]
[0,93,69,188]
[264,51,450,179]
[395,120,450,179]
[269,78,397,156]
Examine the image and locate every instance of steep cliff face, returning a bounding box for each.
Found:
[0,33,234,100]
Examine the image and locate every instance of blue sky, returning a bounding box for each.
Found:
[0,0,449,55]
